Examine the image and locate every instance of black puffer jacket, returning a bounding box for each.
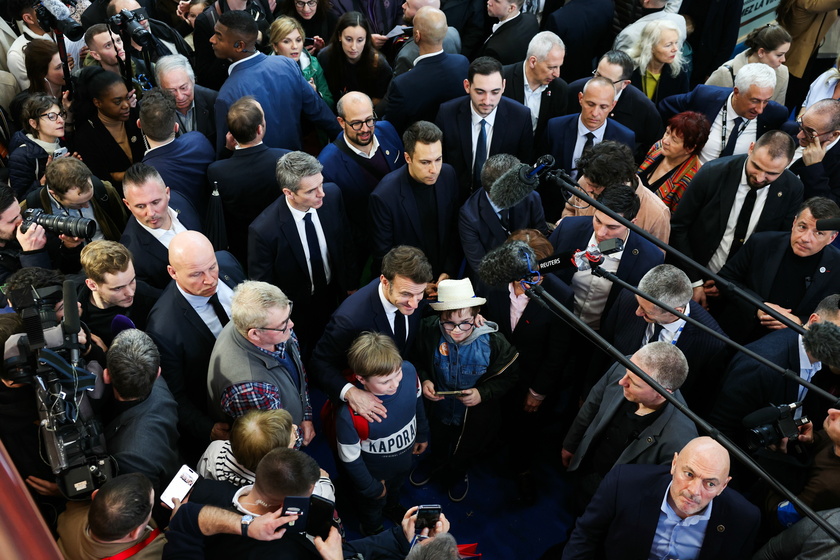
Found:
[7,130,51,199]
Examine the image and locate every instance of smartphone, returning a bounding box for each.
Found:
[53,147,68,159]
[304,36,315,46]
[434,390,464,397]
[415,504,441,532]
[279,496,310,532]
[160,464,198,508]
[307,494,335,540]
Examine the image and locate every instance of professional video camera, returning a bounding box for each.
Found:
[744,402,810,451]
[35,0,83,41]
[3,281,113,499]
[20,208,96,240]
[108,9,153,48]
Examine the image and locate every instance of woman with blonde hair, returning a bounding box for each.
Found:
[270,16,334,109]
[627,19,689,102]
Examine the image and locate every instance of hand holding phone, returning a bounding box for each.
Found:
[434,390,464,397]
[161,465,199,509]
[415,504,441,532]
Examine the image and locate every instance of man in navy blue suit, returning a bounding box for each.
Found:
[310,246,433,420]
[543,76,635,188]
[319,92,405,272]
[370,121,460,282]
[435,56,534,197]
[146,231,246,462]
[120,163,202,290]
[207,97,290,268]
[790,99,840,204]
[563,437,760,560]
[477,0,539,65]
[658,63,789,164]
[248,151,357,361]
[380,6,469,135]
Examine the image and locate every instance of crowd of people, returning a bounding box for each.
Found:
[2,0,840,558]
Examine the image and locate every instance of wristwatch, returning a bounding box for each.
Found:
[241,514,255,537]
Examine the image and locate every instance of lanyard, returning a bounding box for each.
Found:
[720,104,749,152]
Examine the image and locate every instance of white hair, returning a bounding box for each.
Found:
[734,62,777,92]
[627,19,683,77]
[526,31,565,61]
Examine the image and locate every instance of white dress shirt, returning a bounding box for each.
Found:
[286,197,332,293]
[571,117,607,179]
[699,93,757,164]
[470,104,498,167]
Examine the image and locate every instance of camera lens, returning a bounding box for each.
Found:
[36,213,96,239]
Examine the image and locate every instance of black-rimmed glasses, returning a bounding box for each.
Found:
[40,111,67,121]
[255,302,294,333]
[441,321,475,332]
[346,114,377,131]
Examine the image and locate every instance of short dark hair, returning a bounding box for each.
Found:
[106,329,160,400]
[5,267,64,298]
[254,448,320,503]
[227,96,263,144]
[88,473,153,542]
[754,130,796,161]
[218,10,259,42]
[598,184,640,221]
[667,111,711,156]
[468,56,503,83]
[402,121,442,157]
[0,185,16,214]
[798,196,840,223]
[577,141,636,188]
[9,0,38,21]
[45,157,93,197]
[481,153,520,193]
[123,162,166,190]
[21,93,60,136]
[84,23,111,48]
[600,50,634,80]
[381,245,433,284]
[814,294,840,322]
[139,88,177,142]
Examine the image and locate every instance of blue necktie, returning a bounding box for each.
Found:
[473,119,487,191]
[303,213,327,291]
[721,116,744,157]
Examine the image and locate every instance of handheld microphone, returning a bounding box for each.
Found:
[527,154,555,180]
[815,218,840,231]
[61,280,81,367]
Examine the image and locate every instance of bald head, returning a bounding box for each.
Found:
[336,91,373,119]
[403,0,440,24]
[167,232,220,297]
[414,6,448,45]
[668,437,731,519]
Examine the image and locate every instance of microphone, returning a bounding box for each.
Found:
[742,404,790,428]
[39,0,84,41]
[815,218,840,231]
[111,314,136,338]
[61,280,81,366]
[489,155,556,210]
[804,321,840,368]
[478,240,538,287]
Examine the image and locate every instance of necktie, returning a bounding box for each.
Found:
[645,322,664,345]
[499,208,511,232]
[303,213,327,291]
[209,293,229,327]
[583,132,595,154]
[473,119,487,191]
[728,188,757,259]
[393,310,407,354]
[721,116,744,157]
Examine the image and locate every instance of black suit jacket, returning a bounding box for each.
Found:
[790,141,840,204]
[563,464,760,560]
[669,154,804,282]
[193,85,218,147]
[207,143,290,266]
[435,96,534,196]
[145,252,245,454]
[567,79,664,164]
[502,61,569,143]
[381,51,470,135]
[119,190,202,290]
[630,63,690,104]
[543,0,614,83]
[477,13,540,66]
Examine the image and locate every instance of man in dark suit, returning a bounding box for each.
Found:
[156,54,218,148]
[319,92,405,272]
[717,197,840,343]
[543,76,635,184]
[669,132,804,309]
[548,185,664,330]
[790,99,840,204]
[459,153,547,274]
[139,88,215,215]
[310,246,433,420]
[380,6,469,135]
[121,163,202,289]
[370,121,460,281]
[477,0,539,65]
[145,231,245,462]
[391,0,462,76]
[502,31,568,143]
[598,265,729,411]
[563,437,759,560]
[207,97,289,268]
[658,63,789,163]
[543,0,614,83]
[566,50,664,164]
[435,56,534,197]
[248,151,357,361]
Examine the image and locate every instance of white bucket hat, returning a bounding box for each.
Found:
[430,278,487,311]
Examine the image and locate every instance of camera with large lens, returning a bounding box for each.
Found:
[108,8,153,48]
[35,0,84,41]
[744,402,810,451]
[20,208,96,239]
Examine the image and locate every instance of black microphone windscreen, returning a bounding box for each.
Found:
[804,321,840,369]
[742,405,782,428]
[816,218,840,231]
[478,240,537,287]
[489,164,536,210]
[62,280,80,334]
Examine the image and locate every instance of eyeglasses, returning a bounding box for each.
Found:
[797,118,835,140]
[295,0,317,7]
[255,302,294,333]
[40,111,67,121]
[441,320,475,332]
[591,69,624,85]
[345,114,377,131]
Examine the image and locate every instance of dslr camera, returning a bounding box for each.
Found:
[20,208,96,239]
[108,8,153,48]
[745,402,810,451]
